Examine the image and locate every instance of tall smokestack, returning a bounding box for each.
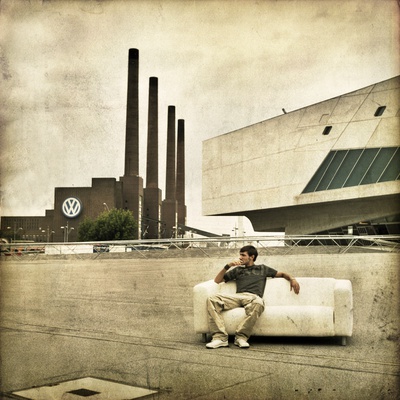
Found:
[165,106,176,200]
[162,105,178,238]
[143,77,162,238]
[176,119,186,226]
[146,77,158,188]
[120,48,143,239]
[124,48,139,176]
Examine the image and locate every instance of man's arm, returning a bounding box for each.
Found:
[275,271,300,294]
[214,261,242,283]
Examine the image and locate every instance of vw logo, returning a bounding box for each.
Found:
[62,197,82,218]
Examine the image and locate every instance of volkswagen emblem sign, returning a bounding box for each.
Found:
[62,197,82,218]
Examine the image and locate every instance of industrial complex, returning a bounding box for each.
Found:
[1,49,187,242]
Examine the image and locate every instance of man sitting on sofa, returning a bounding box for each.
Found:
[206,245,300,349]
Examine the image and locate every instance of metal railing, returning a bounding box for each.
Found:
[1,235,399,260]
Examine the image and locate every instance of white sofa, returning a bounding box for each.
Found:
[193,277,353,345]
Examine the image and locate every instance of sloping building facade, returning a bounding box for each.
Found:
[202,76,400,235]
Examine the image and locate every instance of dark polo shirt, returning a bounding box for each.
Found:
[224,264,277,298]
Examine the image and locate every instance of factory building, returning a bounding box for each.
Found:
[1,49,187,242]
[202,76,400,235]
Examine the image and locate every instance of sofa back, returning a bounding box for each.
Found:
[264,277,335,307]
[221,277,336,307]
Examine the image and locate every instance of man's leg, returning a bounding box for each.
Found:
[234,294,264,346]
[206,294,242,347]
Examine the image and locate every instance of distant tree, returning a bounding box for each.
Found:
[77,209,138,241]
[77,217,96,242]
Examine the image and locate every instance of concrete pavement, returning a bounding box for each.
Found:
[0,250,399,399]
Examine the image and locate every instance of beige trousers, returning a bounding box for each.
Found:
[207,292,265,341]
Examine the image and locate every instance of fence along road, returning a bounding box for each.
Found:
[1,235,399,261]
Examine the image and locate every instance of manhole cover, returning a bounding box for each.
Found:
[11,377,158,399]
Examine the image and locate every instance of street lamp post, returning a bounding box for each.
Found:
[7,223,23,242]
[232,225,238,248]
[60,222,74,242]
[39,226,55,242]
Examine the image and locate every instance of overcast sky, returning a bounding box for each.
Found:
[0,0,399,235]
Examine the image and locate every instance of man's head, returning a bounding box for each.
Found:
[239,245,258,265]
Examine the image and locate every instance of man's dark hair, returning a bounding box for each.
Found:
[240,245,258,261]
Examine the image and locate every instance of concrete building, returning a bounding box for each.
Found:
[203,76,400,235]
[1,49,187,242]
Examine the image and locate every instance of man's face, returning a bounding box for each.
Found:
[239,251,253,266]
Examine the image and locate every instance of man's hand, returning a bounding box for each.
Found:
[290,278,300,294]
[226,260,243,269]
[215,260,242,283]
[275,272,300,294]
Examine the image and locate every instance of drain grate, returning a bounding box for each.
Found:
[67,388,101,397]
[11,377,158,399]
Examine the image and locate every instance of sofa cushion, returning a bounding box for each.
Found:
[223,306,335,336]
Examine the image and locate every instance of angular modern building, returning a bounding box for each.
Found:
[203,76,400,235]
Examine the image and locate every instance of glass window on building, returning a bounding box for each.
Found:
[303,147,400,193]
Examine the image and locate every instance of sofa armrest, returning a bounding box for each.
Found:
[193,280,220,333]
[334,279,353,337]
